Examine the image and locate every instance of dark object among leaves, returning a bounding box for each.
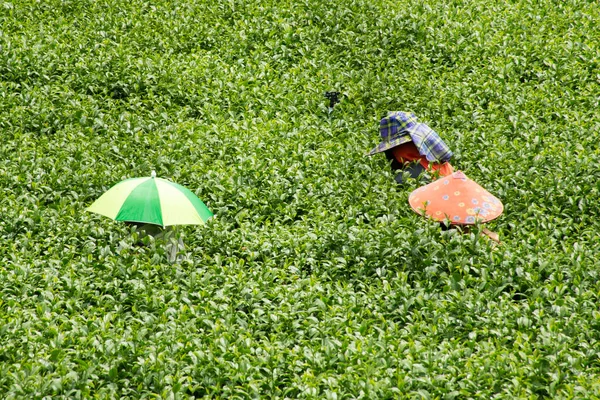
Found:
[325,91,341,109]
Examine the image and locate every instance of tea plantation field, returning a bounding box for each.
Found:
[1,0,600,398]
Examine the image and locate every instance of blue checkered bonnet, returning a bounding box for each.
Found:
[367,112,417,156]
[367,111,453,163]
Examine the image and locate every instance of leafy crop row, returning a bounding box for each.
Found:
[1,0,600,398]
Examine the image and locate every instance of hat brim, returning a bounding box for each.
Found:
[367,134,412,156]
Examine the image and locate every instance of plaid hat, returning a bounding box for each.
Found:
[367,111,453,163]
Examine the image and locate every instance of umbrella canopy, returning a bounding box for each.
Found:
[408,171,503,225]
[87,171,213,227]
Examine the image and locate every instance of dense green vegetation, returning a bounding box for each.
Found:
[1,0,600,397]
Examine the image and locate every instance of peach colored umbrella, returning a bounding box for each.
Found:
[408,171,503,225]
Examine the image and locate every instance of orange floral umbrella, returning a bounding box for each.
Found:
[408,171,503,225]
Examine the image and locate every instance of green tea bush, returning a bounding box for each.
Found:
[1,0,600,398]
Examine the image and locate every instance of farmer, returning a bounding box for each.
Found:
[126,222,185,263]
[368,112,454,184]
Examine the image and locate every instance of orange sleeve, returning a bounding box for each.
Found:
[429,161,454,176]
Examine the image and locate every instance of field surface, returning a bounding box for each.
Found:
[1,0,600,398]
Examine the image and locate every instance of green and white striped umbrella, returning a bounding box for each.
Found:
[87,171,213,227]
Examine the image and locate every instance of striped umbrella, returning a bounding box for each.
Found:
[87,171,213,227]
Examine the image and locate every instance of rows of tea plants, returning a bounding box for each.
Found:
[1,0,600,398]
